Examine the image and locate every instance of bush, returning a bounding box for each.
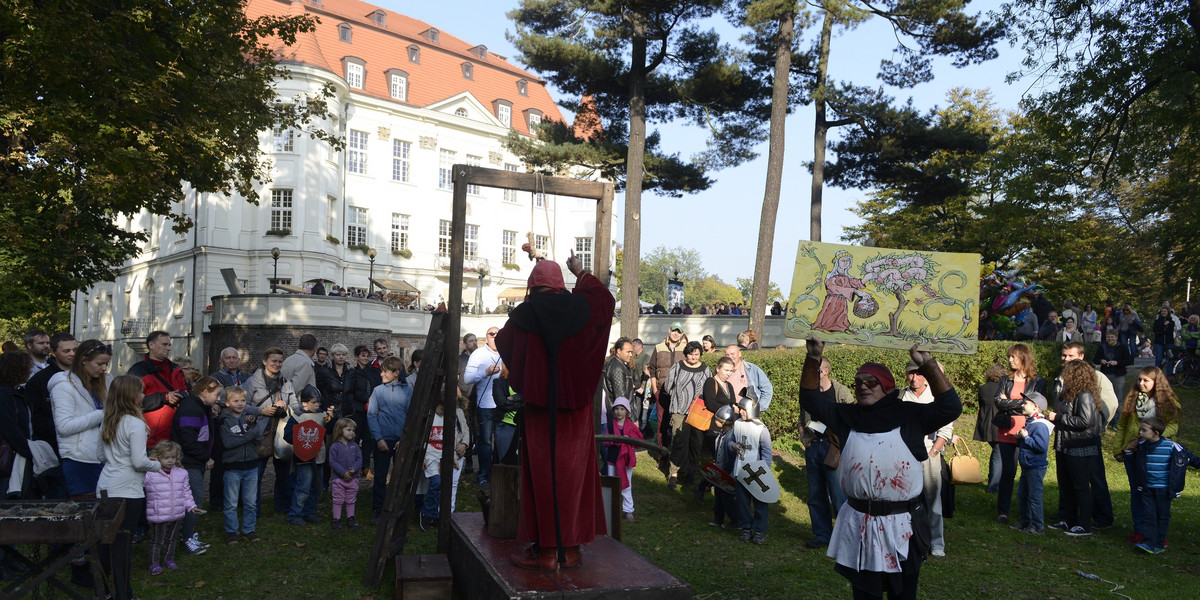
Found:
[703,341,1075,444]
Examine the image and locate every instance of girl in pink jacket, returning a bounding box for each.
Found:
[143,440,202,574]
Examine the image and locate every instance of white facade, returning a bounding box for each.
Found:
[71,60,617,370]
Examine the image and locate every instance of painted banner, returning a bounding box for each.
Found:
[784,241,981,354]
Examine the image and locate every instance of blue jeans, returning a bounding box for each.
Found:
[422,474,441,519]
[986,442,1003,493]
[476,407,495,483]
[1124,459,1144,533]
[1154,343,1175,374]
[805,438,846,543]
[996,443,1019,517]
[1017,465,1046,529]
[1119,331,1137,357]
[736,482,769,534]
[223,467,258,534]
[494,422,517,465]
[1141,487,1172,548]
[288,463,320,521]
[182,467,205,540]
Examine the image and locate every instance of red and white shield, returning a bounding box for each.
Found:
[292,420,324,462]
[700,462,737,493]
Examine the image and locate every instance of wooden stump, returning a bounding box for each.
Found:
[486,464,520,539]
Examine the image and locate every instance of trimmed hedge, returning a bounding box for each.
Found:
[704,341,1075,444]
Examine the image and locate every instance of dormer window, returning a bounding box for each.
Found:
[370,10,386,26]
[461,63,473,80]
[386,69,408,101]
[517,80,528,96]
[421,28,439,44]
[493,99,513,128]
[525,108,543,132]
[407,45,420,63]
[338,23,352,43]
[455,108,468,118]
[343,57,365,90]
[470,45,488,60]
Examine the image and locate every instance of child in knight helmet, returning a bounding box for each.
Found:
[284,387,334,525]
[1120,416,1200,554]
[709,403,739,529]
[328,418,362,530]
[1013,392,1053,534]
[603,397,644,522]
[730,395,772,544]
[143,440,202,575]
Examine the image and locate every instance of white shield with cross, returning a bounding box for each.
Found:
[735,459,780,503]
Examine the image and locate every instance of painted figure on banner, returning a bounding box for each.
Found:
[787,241,980,355]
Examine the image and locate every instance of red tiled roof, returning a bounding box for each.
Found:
[246,0,564,135]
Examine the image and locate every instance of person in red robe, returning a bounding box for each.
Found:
[494,251,615,571]
[813,251,866,333]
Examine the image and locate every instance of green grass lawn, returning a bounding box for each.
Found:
[128,387,1200,599]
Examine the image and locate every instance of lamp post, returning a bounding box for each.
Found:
[270,247,280,293]
[367,247,377,296]
[1188,277,1193,303]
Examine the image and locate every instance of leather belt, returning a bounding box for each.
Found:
[847,496,920,517]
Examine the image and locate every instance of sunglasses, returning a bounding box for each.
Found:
[486,332,498,337]
[83,343,113,358]
[853,377,880,389]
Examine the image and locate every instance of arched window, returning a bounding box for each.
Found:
[407,45,420,63]
[338,23,352,43]
[461,63,473,80]
[455,108,468,118]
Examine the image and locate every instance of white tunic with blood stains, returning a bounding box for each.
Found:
[827,428,923,573]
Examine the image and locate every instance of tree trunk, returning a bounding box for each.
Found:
[887,290,908,336]
[620,14,649,340]
[809,10,834,243]
[749,7,795,343]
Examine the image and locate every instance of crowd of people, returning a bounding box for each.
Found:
[3,293,1200,598]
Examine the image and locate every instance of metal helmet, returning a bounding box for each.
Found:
[737,396,760,420]
[713,404,738,429]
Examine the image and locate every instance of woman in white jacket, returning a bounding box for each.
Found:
[49,340,112,498]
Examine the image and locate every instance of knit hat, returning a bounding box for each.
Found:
[527,260,566,291]
[612,397,632,414]
[855,362,896,393]
[1022,391,1047,412]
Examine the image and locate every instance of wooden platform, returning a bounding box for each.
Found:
[448,512,692,600]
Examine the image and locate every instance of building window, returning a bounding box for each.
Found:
[438,219,452,257]
[327,195,337,235]
[438,148,456,190]
[338,23,352,43]
[502,230,517,264]
[268,278,292,289]
[346,62,364,89]
[528,112,541,131]
[408,45,420,63]
[466,154,482,195]
[391,213,409,251]
[389,74,407,101]
[270,189,293,231]
[534,192,545,208]
[371,10,385,26]
[347,207,367,247]
[173,280,184,316]
[575,237,593,272]
[471,45,487,59]
[273,124,294,152]
[391,140,410,182]
[462,63,473,80]
[503,163,519,203]
[535,234,549,256]
[348,129,368,174]
[497,104,511,127]
[465,224,479,259]
[455,107,468,118]
[517,80,528,96]
[423,28,439,43]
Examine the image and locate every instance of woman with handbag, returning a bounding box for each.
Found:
[679,356,737,506]
[972,364,1007,493]
[246,347,295,514]
[992,344,1047,525]
[661,342,710,489]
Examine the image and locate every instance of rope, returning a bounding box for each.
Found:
[1075,570,1134,600]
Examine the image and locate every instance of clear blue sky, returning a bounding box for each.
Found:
[380,0,1030,292]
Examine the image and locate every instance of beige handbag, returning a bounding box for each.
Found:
[948,439,985,485]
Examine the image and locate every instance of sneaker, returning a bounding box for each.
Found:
[623,512,635,522]
[149,564,163,576]
[346,517,359,529]
[1024,526,1045,535]
[1135,541,1156,554]
[805,539,828,549]
[751,532,766,545]
[244,531,260,542]
[478,479,490,491]
[1047,521,1069,530]
[419,514,434,532]
[707,521,722,528]
[182,535,207,555]
[667,476,678,490]
[332,520,342,531]
[225,532,239,545]
[132,528,147,544]
[996,515,1008,524]
[164,560,178,571]
[930,548,945,557]
[1126,532,1145,544]
[738,529,752,542]
[1010,523,1026,531]
[1151,546,1166,554]
[189,533,211,549]
[1064,526,1093,537]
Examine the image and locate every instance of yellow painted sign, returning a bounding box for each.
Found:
[784,241,981,354]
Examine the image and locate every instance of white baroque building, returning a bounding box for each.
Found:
[71,0,616,369]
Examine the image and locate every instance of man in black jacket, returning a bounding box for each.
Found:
[602,338,639,423]
[23,332,75,499]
